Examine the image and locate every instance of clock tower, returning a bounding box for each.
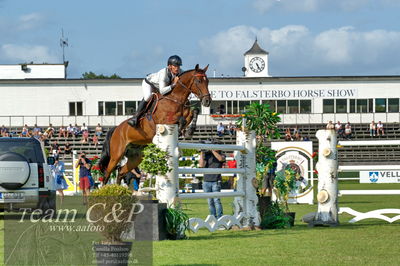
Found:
[243,39,269,77]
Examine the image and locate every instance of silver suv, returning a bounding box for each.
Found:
[0,137,56,212]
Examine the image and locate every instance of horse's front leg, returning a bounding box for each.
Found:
[184,108,199,138]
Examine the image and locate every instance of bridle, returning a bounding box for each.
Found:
[167,71,210,104]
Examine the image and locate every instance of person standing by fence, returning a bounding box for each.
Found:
[199,143,226,219]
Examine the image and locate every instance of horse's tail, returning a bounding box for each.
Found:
[98,127,116,174]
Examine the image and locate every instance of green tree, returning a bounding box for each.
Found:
[81,71,121,79]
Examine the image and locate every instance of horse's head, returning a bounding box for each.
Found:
[192,64,211,107]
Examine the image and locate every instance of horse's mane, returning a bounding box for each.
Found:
[177,69,195,77]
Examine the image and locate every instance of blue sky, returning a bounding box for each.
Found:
[1,0,400,78]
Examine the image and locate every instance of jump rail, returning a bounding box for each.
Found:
[152,124,259,231]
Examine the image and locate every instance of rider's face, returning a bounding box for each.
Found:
[168,65,180,75]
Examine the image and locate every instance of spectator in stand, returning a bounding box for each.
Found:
[369,121,377,137]
[81,128,89,143]
[80,123,88,133]
[92,134,99,147]
[335,121,344,138]
[285,128,293,141]
[44,124,55,139]
[64,141,72,156]
[345,122,352,140]
[95,123,103,137]
[51,140,61,160]
[73,123,80,137]
[217,122,225,137]
[303,135,310,141]
[326,121,335,130]
[293,126,301,141]
[227,122,236,136]
[1,125,9,137]
[32,124,42,137]
[377,121,385,136]
[20,124,30,137]
[66,124,74,138]
[58,125,67,138]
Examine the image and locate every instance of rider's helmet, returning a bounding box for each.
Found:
[167,55,182,66]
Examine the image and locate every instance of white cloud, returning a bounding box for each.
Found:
[199,25,400,76]
[0,44,58,63]
[17,13,44,31]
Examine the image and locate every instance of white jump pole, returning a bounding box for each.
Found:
[313,129,339,226]
[234,130,260,227]
[152,124,179,206]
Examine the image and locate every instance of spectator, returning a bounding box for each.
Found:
[1,125,9,137]
[227,122,236,136]
[51,140,61,160]
[124,167,142,192]
[217,123,225,137]
[81,129,89,143]
[326,121,335,130]
[262,162,277,197]
[80,123,88,133]
[64,141,72,156]
[20,124,30,137]
[285,128,293,141]
[344,122,352,140]
[58,125,67,138]
[335,121,344,138]
[293,126,301,141]
[32,124,42,137]
[75,152,92,205]
[226,153,237,189]
[73,123,80,137]
[66,124,74,138]
[369,121,376,137]
[92,134,99,147]
[95,123,103,137]
[199,142,226,219]
[303,135,310,141]
[377,121,385,136]
[50,158,68,204]
[44,124,55,139]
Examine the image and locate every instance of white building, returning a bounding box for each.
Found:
[1,41,399,127]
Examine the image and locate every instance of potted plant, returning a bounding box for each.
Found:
[88,184,139,266]
[273,168,299,226]
[236,102,281,218]
[164,205,189,240]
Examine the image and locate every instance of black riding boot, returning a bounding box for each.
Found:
[127,100,148,127]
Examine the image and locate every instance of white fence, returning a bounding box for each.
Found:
[152,124,259,231]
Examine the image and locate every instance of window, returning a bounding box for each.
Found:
[300,100,311,113]
[105,102,116,115]
[323,99,334,113]
[350,99,356,113]
[336,99,347,113]
[239,101,251,113]
[262,100,276,112]
[125,101,136,115]
[117,101,123,116]
[375,98,386,113]
[69,102,83,116]
[357,99,368,113]
[388,98,399,113]
[277,100,286,114]
[210,100,226,114]
[98,102,104,116]
[287,100,299,114]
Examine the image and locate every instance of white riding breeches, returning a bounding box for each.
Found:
[142,80,152,101]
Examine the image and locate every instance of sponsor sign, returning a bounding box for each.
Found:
[360,170,400,183]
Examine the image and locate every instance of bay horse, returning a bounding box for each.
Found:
[98,64,211,185]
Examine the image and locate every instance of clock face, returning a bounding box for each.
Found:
[249,57,265,73]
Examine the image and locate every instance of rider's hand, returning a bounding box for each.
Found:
[172,76,179,86]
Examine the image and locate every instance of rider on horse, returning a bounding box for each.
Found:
[127,55,183,127]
